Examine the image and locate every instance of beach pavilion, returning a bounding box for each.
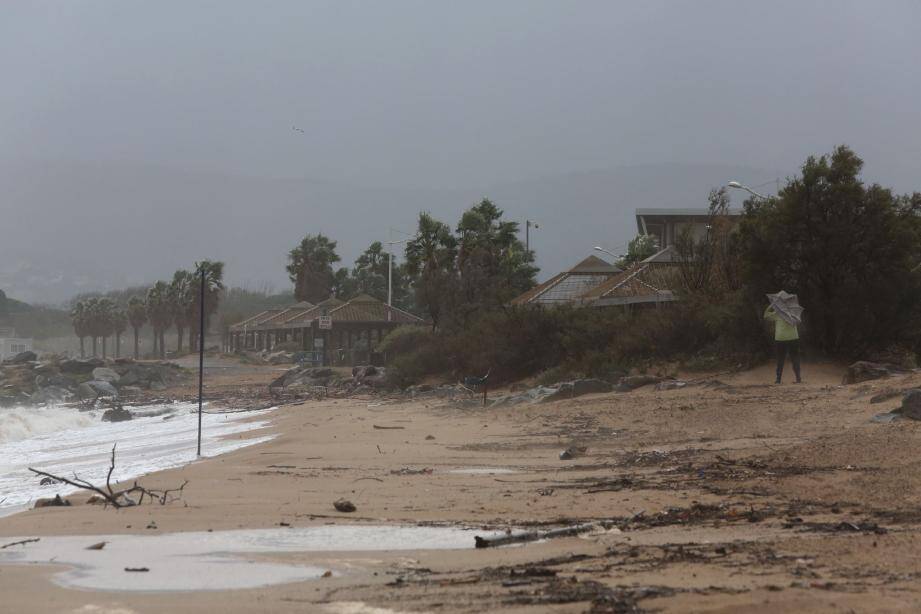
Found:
[226,294,424,366]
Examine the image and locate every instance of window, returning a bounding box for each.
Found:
[10,343,27,354]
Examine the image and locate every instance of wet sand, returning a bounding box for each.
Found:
[3,360,921,612]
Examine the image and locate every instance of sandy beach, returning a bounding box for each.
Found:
[3,361,921,612]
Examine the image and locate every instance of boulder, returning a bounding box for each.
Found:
[655,380,688,391]
[4,350,37,364]
[102,407,132,422]
[78,380,118,400]
[34,494,71,508]
[842,361,900,385]
[616,375,662,392]
[899,389,921,421]
[31,386,72,405]
[59,358,104,374]
[92,367,121,384]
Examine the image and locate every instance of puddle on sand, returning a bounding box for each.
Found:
[0,525,504,592]
[447,467,519,475]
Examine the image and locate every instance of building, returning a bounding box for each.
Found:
[511,255,622,306]
[226,294,424,366]
[0,327,33,360]
[635,207,740,249]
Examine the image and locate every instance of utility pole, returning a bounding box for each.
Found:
[197,267,205,457]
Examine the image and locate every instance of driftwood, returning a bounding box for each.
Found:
[29,444,188,509]
[474,522,596,549]
[1,538,40,549]
[372,424,405,430]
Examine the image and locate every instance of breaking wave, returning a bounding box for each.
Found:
[0,405,100,444]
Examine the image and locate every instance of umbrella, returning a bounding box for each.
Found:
[766,290,803,326]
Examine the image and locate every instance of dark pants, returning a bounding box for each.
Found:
[775,340,801,383]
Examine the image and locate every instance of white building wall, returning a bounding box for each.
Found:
[0,337,34,360]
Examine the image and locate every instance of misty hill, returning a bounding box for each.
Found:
[0,159,776,304]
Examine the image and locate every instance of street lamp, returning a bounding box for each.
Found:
[525,220,539,252]
[386,230,412,322]
[593,246,621,261]
[727,181,769,200]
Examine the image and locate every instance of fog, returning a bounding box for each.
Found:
[2,1,919,304]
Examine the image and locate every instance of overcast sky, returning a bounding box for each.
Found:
[2,1,920,303]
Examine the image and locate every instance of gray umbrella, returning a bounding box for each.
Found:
[766,290,803,326]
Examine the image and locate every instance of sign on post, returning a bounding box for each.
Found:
[318,315,332,330]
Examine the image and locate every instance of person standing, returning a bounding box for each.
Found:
[764,302,801,384]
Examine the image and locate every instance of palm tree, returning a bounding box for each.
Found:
[286,234,340,303]
[188,260,225,352]
[169,270,194,353]
[82,297,101,356]
[146,282,172,359]
[112,309,127,359]
[70,300,90,358]
[94,297,117,359]
[127,296,148,359]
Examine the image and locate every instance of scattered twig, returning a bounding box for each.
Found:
[352,477,385,483]
[373,424,405,430]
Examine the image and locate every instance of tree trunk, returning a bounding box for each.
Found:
[92,336,98,357]
[79,337,85,358]
[177,326,184,353]
[152,328,158,357]
[159,331,166,359]
[115,332,121,359]
[133,328,140,359]
[102,336,108,360]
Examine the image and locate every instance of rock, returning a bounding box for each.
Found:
[870,389,904,404]
[39,477,60,486]
[31,386,72,405]
[559,445,587,460]
[842,361,900,385]
[655,380,687,391]
[92,367,121,384]
[78,380,118,399]
[5,350,37,364]
[102,407,132,422]
[33,494,71,508]
[539,379,613,403]
[333,498,356,513]
[899,389,921,421]
[266,351,295,365]
[616,375,662,391]
[59,358,104,374]
[119,386,144,397]
[353,365,379,379]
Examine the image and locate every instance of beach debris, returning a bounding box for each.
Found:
[559,445,587,460]
[29,444,188,509]
[86,495,105,505]
[39,476,61,486]
[321,570,333,578]
[146,521,158,530]
[86,541,107,550]
[333,498,357,513]
[33,494,71,509]
[101,404,133,422]
[842,361,904,385]
[1,538,40,549]
[474,522,596,548]
[655,380,688,391]
[390,467,433,476]
[373,424,405,430]
[124,567,150,572]
[425,435,435,440]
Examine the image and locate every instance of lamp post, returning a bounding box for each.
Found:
[593,245,621,261]
[727,180,770,200]
[525,220,539,252]
[386,231,411,322]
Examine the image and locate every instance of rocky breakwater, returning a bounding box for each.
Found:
[0,352,188,407]
[269,364,389,398]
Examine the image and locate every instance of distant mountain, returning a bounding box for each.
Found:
[0,158,777,303]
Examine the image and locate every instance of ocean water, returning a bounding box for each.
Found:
[0,402,274,512]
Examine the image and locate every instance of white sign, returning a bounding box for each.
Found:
[318,315,332,330]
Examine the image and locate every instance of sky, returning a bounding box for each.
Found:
[2,1,920,304]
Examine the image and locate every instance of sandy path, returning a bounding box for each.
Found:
[3,359,921,612]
